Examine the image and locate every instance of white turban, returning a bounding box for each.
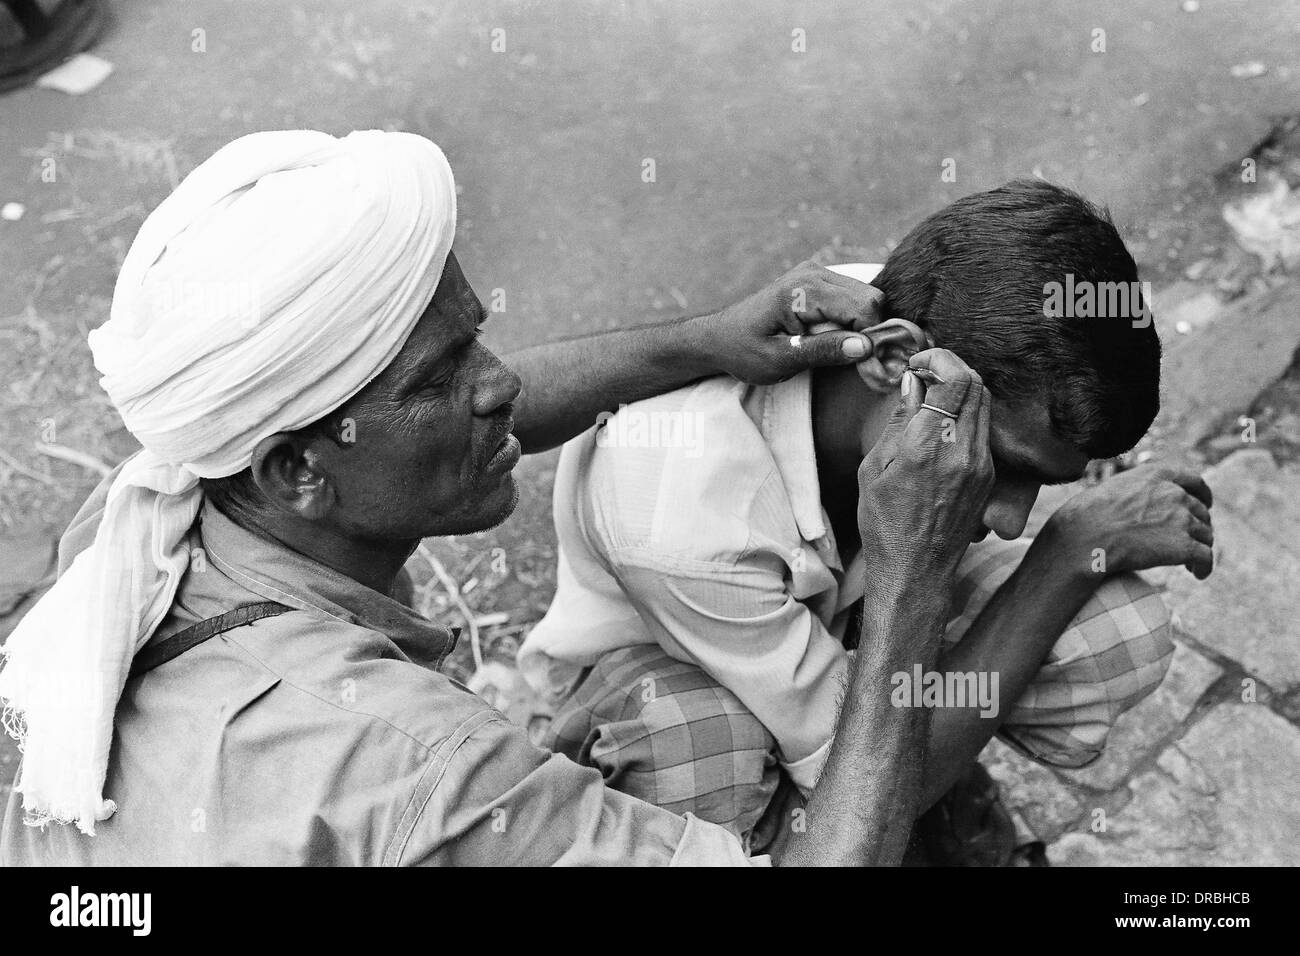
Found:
[0,129,457,835]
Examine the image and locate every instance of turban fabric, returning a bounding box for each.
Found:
[0,129,457,834]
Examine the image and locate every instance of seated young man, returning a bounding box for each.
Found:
[518,180,1215,845]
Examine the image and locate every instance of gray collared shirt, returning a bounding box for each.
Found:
[2,494,757,866]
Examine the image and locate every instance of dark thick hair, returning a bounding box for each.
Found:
[873,179,1160,459]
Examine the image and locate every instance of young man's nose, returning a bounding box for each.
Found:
[981,480,1041,540]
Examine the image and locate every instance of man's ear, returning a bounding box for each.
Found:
[247,433,336,521]
[855,318,932,393]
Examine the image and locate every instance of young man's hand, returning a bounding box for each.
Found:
[691,260,882,385]
[1042,465,1215,580]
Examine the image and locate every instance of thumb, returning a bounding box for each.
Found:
[887,367,926,430]
[792,330,872,367]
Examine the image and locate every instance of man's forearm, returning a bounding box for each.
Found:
[776,581,948,867]
[502,317,715,454]
[920,526,1099,807]
[501,261,884,453]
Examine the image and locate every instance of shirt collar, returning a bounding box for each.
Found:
[196,501,457,671]
[759,371,828,544]
[760,262,884,547]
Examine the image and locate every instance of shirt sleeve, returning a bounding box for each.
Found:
[397,712,766,866]
[610,547,848,795]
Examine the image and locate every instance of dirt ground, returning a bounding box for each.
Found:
[3,0,1299,531]
[2,0,1300,852]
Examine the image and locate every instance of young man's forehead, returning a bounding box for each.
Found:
[990,404,1089,485]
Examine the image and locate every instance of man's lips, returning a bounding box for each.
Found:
[485,419,520,471]
[487,434,521,472]
[485,416,514,452]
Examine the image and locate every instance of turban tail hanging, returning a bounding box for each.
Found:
[0,130,457,835]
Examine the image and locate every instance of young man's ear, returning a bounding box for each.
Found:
[248,433,336,520]
[855,318,932,393]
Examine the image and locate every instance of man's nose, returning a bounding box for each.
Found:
[981,480,1041,540]
[474,354,522,416]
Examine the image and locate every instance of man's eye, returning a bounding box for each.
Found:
[422,369,455,391]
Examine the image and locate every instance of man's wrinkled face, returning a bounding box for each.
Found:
[978,399,1089,541]
[311,251,523,541]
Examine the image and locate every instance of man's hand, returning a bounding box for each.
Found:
[690,260,882,385]
[505,260,884,452]
[857,349,996,586]
[1043,465,1215,580]
[779,350,995,866]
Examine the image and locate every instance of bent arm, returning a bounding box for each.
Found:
[501,260,883,454]
[775,346,998,864]
[503,318,715,454]
[774,576,948,866]
[404,711,761,866]
[918,527,1097,808]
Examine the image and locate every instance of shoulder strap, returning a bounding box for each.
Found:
[129,601,292,678]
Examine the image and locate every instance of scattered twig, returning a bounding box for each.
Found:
[416,543,482,669]
[460,549,490,579]
[82,203,145,237]
[34,442,112,476]
[482,623,530,639]
[0,448,58,486]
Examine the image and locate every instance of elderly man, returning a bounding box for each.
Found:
[0,129,995,866]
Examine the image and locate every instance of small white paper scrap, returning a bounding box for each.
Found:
[36,53,114,95]
[1229,61,1267,80]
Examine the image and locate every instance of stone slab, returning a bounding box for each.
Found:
[1049,703,1300,865]
[1159,280,1300,446]
[1203,449,1300,550]
[981,737,1086,842]
[1163,452,1300,689]
[1059,640,1223,792]
[1153,280,1223,340]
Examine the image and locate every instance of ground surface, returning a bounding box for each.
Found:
[1,0,1299,864]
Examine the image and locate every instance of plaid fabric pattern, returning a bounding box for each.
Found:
[545,538,1174,835]
[545,644,781,841]
[944,539,1175,768]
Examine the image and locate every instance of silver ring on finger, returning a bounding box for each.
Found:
[920,402,959,419]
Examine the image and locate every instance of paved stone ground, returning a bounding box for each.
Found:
[984,449,1300,865]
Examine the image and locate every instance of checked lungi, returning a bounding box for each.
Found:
[544,537,1174,840]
